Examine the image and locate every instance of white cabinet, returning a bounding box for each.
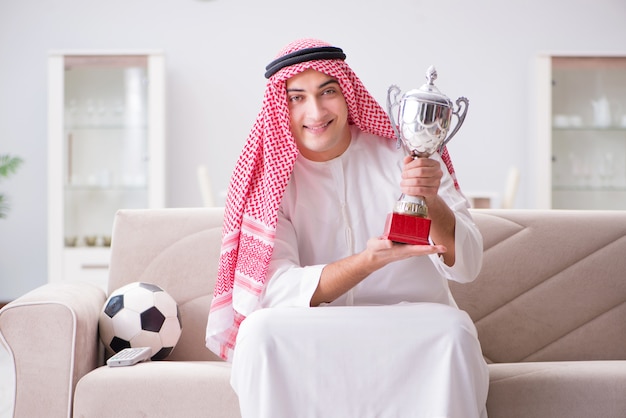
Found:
[536,54,626,209]
[47,51,166,289]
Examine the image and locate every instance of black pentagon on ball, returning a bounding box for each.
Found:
[110,336,131,353]
[152,346,174,361]
[139,282,163,292]
[140,306,166,332]
[177,305,183,327]
[104,295,124,318]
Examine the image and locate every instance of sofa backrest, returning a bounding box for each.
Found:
[108,207,626,364]
[108,207,224,361]
[450,209,626,364]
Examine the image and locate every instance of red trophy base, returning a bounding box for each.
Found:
[382,212,431,245]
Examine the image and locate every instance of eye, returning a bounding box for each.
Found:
[288,94,302,103]
[322,87,337,96]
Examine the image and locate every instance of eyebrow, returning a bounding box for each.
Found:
[286,78,340,93]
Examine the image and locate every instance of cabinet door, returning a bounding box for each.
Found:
[537,55,626,209]
[47,52,165,288]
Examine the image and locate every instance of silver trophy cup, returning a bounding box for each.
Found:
[383,66,468,244]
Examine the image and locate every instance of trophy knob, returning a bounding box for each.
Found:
[414,66,452,109]
[425,65,437,85]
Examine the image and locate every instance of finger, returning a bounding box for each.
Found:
[400,176,440,188]
[405,157,438,168]
[401,183,440,199]
[402,163,442,182]
[397,243,447,255]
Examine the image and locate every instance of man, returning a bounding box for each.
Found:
[206,38,489,418]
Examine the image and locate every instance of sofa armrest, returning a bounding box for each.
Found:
[0,282,106,418]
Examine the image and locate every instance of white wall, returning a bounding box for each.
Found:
[1,0,625,299]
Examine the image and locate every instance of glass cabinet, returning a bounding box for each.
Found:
[47,51,165,289]
[536,55,626,209]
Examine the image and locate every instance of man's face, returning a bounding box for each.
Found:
[286,69,350,162]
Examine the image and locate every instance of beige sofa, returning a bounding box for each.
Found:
[1,208,625,418]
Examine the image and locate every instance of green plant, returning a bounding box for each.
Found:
[0,154,24,219]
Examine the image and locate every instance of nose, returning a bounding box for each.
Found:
[305,97,326,120]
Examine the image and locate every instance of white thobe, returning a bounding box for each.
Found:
[231,126,489,418]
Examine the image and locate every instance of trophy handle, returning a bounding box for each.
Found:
[386,85,403,149]
[440,96,469,151]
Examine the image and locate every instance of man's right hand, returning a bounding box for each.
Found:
[310,237,446,307]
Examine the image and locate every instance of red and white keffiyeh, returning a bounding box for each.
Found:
[205,38,460,361]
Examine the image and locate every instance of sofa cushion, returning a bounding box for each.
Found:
[486,360,626,418]
[73,361,240,418]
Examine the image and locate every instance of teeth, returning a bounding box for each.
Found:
[307,121,330,129]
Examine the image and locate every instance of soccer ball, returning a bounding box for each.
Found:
[99,282,183,360]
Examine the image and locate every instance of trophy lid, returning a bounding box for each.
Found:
[405,66,453,107]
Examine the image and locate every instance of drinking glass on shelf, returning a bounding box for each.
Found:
[569,152,581,187]
[598,152,615,187]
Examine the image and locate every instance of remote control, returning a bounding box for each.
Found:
[107,347,152,367]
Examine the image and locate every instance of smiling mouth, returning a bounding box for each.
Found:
[304,120,332,132]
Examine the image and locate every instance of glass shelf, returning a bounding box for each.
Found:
[552,126,626,132]
[66,125,148,130]
[64,185,148,191]
[553,185,626,191]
